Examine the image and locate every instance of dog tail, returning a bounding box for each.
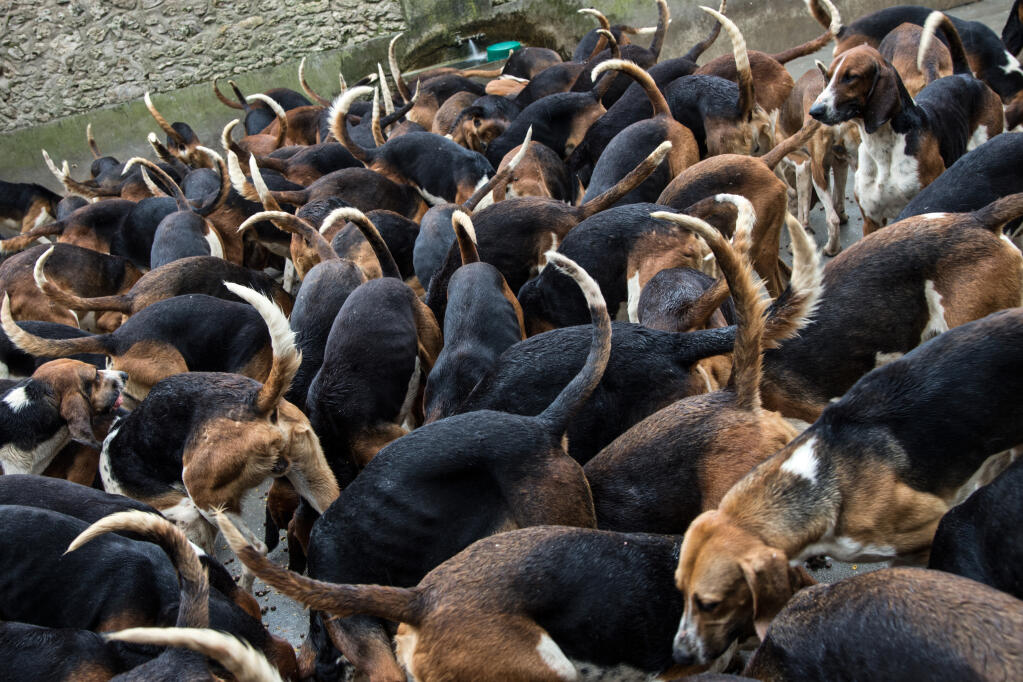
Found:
[805,0,843,35]
[320,207,402,279]
[123,156,190,212]
[919,11,970,75]
[579,8,613,63]
[1,293,110,355]
[683,0,725,62]
[654,195,766,410]
[190,147,232,217]
[377,63,396,116]
[86,123,101,159]
[771,30,834,64]
[210,78,244,109]
[388,33,413,102]
[538,253,612,434]
[107,628,282,682]
[299,56,332,107]
[144,91,188,148]
[371,89,387,146]
[237,211,337,265]
[216,511,422,625]
[224,282,300,416]
[761,213,823,347]
[247,150,285,213]
[464,125,533,211]
[451,210,480,265]
[0,220,64,254]
[579,141,672,219]
[760,118,822,170]
[222,118,252,167]
[41,150,116,201]
[33,247,133,315]
[68,511,209,628]
[591,59,671,118]
[329,86,374,163]
[973,192,1023,232]
[247,94,289,150]
[701,5,755,122]
[227,150,309,207]
[648,0,671,59]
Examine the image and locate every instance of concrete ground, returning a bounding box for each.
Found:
[210,0,1019,652]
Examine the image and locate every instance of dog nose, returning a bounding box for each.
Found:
[808,103,828,121]
[672,645,697,667]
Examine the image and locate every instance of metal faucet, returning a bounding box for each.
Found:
[453,32,486,47]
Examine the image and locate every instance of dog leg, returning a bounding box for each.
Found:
[795,160,812,229]
[811,162,841,256]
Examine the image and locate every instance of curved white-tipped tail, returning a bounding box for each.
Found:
[223,282,299,414]
[107,628,283,682]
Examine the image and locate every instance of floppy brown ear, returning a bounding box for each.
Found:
[60,392,100,449]
[863,59,901,134]
[739,545,811,641]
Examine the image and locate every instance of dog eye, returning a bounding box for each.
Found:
[695,597,720,613]
[841,72,857,83]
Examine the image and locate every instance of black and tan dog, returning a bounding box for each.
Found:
[331,86,494,205]
[586,202,820,536]
[0,243,142,331]
[1,291,274,407]
[422,211,525,423]
[99,283,339,568]
[761,194,1023,421]
[0,180,61,235]
[0,359,124,475]
[0,505,297,680]
[36,250,292,326]
[222,520,715,682]
[744,568,1023,680]
[672,305,1023,666]
[285,251,608,681]
[928,453,1023,599]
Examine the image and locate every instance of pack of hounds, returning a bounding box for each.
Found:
[1,0,1022,679]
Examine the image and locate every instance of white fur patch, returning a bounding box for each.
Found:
[797,525,897,562]
[416,185,448,206]
[874,351,904,368]
[223,282,296,362]
[395,625,419,680]
[1001,50,1023,77]
[3,386,31,412]
[813,54,845,117]
[855,122,921,225]
[780,436,818,483]
[626,271,641,323]
[921,279,948,342]
[673,604,708,667]
[536,633,577,681]
[920,212,950,219]
[99,425,125,494]
[474,175,490,192]
[967,125,990,152]
[0,428,68,475]
[536,232,560,273]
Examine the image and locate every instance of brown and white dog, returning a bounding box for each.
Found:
[671,304,1023,667]
[809,31,1003,233]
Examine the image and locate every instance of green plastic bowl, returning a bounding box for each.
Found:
[487,41,521,61]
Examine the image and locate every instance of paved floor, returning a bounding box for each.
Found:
[213,0,1015,649]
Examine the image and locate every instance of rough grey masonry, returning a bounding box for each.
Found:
[1,0,405,132]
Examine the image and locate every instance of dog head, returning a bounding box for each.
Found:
[810,45,903,133]
[673,509,814,666]
[32,359,125,448]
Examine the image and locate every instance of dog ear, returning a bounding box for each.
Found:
[60,392,100,449]
[739,545,802,641]
[863,59,900,134]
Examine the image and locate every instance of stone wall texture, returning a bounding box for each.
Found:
[1,0,405,132]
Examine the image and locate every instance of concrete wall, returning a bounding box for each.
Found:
[1,0,976,189]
